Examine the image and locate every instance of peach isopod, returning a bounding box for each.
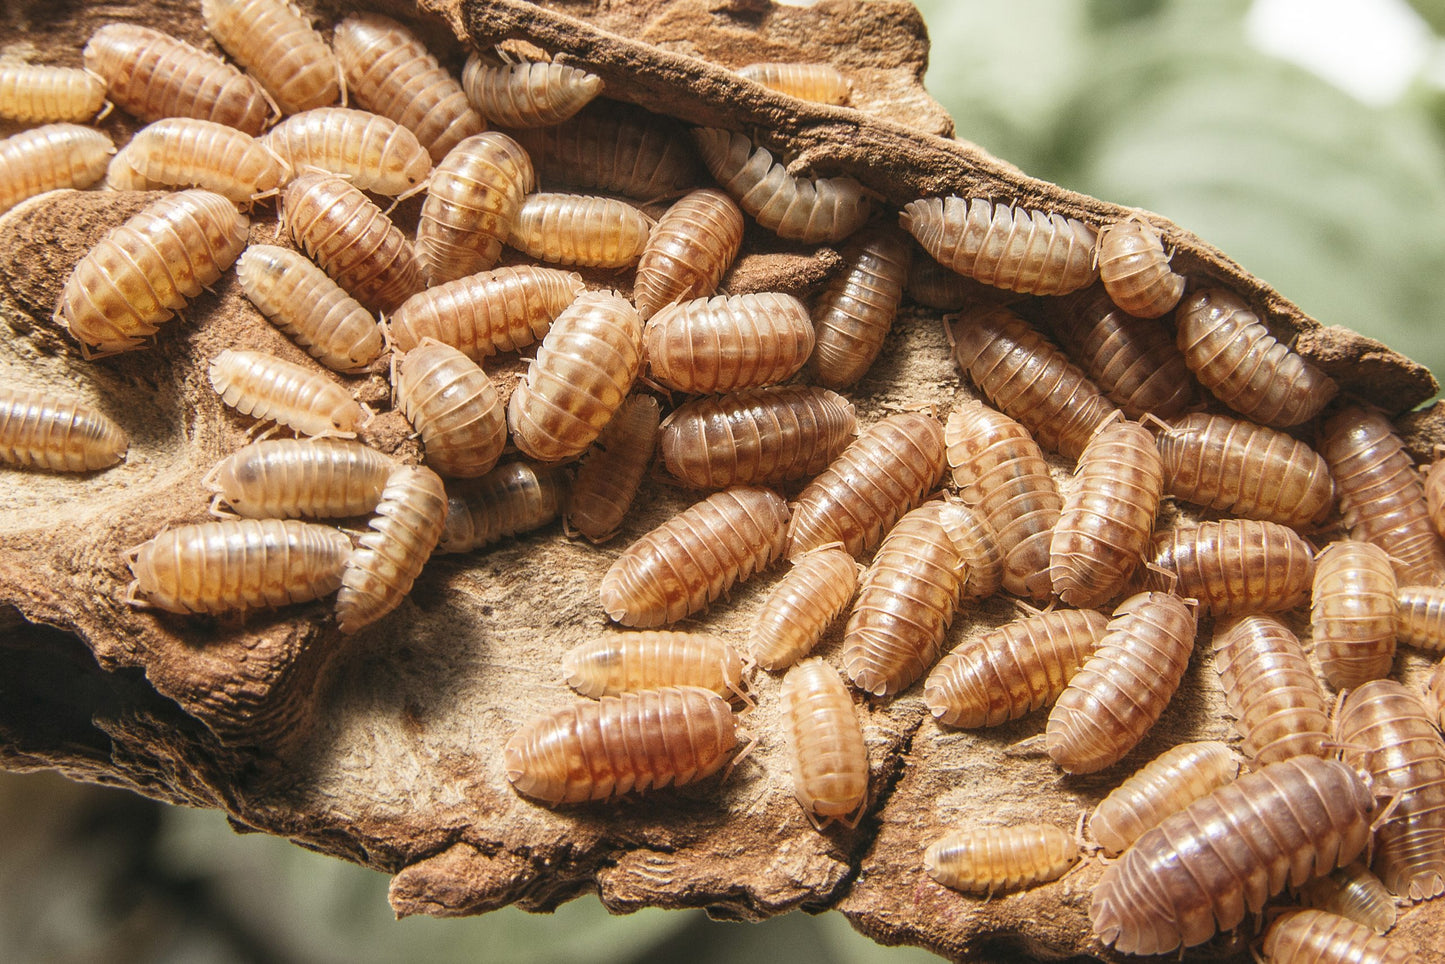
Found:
[1,123,114,215]
[780,658,868,827]
[1089,741,1239,857]
[208,349,365,438]
[506,192,655,269]
[1263,909,1421,964]
[1140,519,1314,616]
[924,824,1078,895]
[1311,540,1399,689]
[262,108,432,196]
[205,437,395,519]
[634,189,744,320]
[1397,584,1445,651]
[0,64,106,123]
[394,340,506,479]
[1095,218,1185,319]
[0,386,128,472]
[1211,613,1330,765]
[644,292,815,394]
[106,117,289,203]
[200,0,340,114]
[235,245,384,373]
[436,461,569,554]
[748,546,859,671]
[565,395,659,544]
[1298,864,1399,935]
[461,54,603,128]
[736,62,851,105]
[810,227,912,390]
[388,265,585,360]
[561,631,746,701]
[416,131,535,284]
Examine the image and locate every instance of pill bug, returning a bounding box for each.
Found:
[0,386,128,472]
[461,54,603,128]
[561,631,746,701]
[1049,419,1163,609]
[504,685,738,806]
[332,12,484,162]
[735,62,851,105]
[1140,519,1314,616]
[235,245,384,373]
[208,348,365,438]
[416,131,535,285]
[389,265,585,360]
[1311,540,1399,689]
[924,607,1107,729]
[1151,412,1335,528]
[1211,613,1330,765]
[634,188,744,320]
[1094,218,1185,319]
[748,545,859,671]
[692,127,870,244]
[1089,741,1239,857]
[281,172,423,315]
[1263,909,1421,964]
[56,188,249,358]
[810,227,912,390]
[506,192,655,269]
[205,437,395,519]
[901,196,1098,296]
[599,485,789,628]
[644,292,815,394]
[1397,585,1445,651]
[83,23,271,135]
[200,0,340,114]
[393,340,506,479]
[565,394,659,544]
[1334,679,1445,900]
[124,518,352,613]
[1045,590,1196,774]
[1089,756,1375,956]
[780,658,868,827]
[1298,863,1399,935]
[0,123,114,216]
[106,117,289,204]
[0,64,106,124]
[435,460,569,554]
[924,823,1078,895]
[1173,287,1338,427]
[508,290,643,463]
[262,107,432,196]
[334,464,448,634]
[1322,405,1445,587]
[786,411,945,560]
[949,307,1119,461]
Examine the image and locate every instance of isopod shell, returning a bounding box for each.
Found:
[780,658,868,826]
[208,349,365,438]
[561,631,745,701]
[461,54,603,128]
[206,437,395,519]
[126,518,352,614]
[1263,909,1421,964]
[334,464,448,634]
[658,386,857,489]
[416,131,535,284]
[83,23,270,135]
[56,189,249,358]
[393,340,506,479]
[1397,584,1445,651]
[504,685,738,806]
[565,395,659,544]
[748,546,859,671]
[634,189,744,320]
[924,824,1078,895]
[506,192,655,269]
[1298,864,1399,936]
[332,12,484,162]
[901,196,1098,296]
[200,0,340,113]
[1174,287,1338,427]
[1140,519,1314,616]
[235,245,384,373]
[262,108,432,196]
[1095,219,1185,319]
[435,460,569,554]
[599,486,789,628]
[1089,741,1239,857]
[1211,613,1330,765]
[786,411,946,559]
[693,127,870,244]
[644,292,815,394]
[1045,591,1196,774]
[388,265,585,360]
[0,386,128,472]
[1089,756,1375,956]
[1311,540,1399,689]
[810,227,912,390]
[0,124,113,216]
[736,62,851,105]
[106,117,289,203]
[0,64,106,123]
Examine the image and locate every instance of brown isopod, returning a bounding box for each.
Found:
[1089,741,1239,857]
[236,245,383,373]
[0,64,106,124]
[810,227,912,390]
[1049,419,1163,609]
[436,460,569,554]
[200,0,340,114]
[1263,909,1421,964]
[692,127,870,244]
[281,172,423,315]
[461,54,603,128]
[644,292,815,394]
[0,123,114,216]
[208,349,366,438]
[1311,540,1399,689]
[0,386,128,472]
[735,62,851,105]
[906,254,1014,311]
[394,340,506,479]
[1211,613,1330,765]
[389,265,584,361]
[417,131,535,284]
[924,823,1078,895]
[332,12,484,162]
[83,23,271,135]
[1045,590,1197,775]
[504,685,739,806]
[748,545,859,671]
[945,498,1004,602]
[786,411,946,560]
[1397,584,1445,651]
[634,189,744,320]
[1095,218,1185,319]
[901,196,1098,296]
[1298,864,1399,935]
[508,290,643,463]
[1140,519,1314,616]
[262,108,432,196]
[565,394,659,544]
[780,658,868,827]
[949,307,1119,461]
[1089,756,1375,956]
[124,518,352,613]
[334,464,448,634]
[1426,455,1445,539]
[506,192,655,269]
[1174,287,1338,427]
[599,485,789,628]
[56,188,249,359]
[106,117,289,203]
[204,437,395,519]
[561,631,746,702]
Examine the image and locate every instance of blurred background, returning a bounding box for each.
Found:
[6,0,1445,961]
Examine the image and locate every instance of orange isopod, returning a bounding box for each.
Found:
[236,245,383,373]
[1140,519,1314,616]
[1397,584,1445,651]
[436,460,569,554]
[906,255,1013,311]
[565,394,659,545]
[201,0,340,114]
[0,124,114,216]
[461,54,603,128]
[748,545,859,671]
[106,117,289,203]
[1298,864,1399,936]
[780,658,868,827]
[946,498,1004,602]
[634,188,744,320]
[506,192,655,269]
[1211,613,1330,765]
[924,824,1078,895]
[736,62,851,105]
[1311,540,1399,689]
[1263,909,1421,964]
[208,349,365,438]
[388,265,584,360]
[394,340,506,479]
[205,437,395,519]
[599,486,789,627]
[1089,741,1239,857]
[417,131,535,284]
[644,292,815,393]
[0,64,107,123]
[262,107,432,196]
[1095,218,1185,319]
[0,386,128,472]
[810,227,912,390]
[561,631,746,701]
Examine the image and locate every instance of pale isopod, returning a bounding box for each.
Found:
[262,107,432,195]
[1211,613,1329,765]
[201,0,340,114]
[208,348,365,437]
[810,227,912,390]
[205,437,395,518]
[1298,864,1399,935]
[1089,741,1239,857]
[644,292,814,394]
[924,824,1078,895]
[0,64,106,124]
[0,124,114,216]
[235,245,383,373]
[506,192,655,269]
[736,62,851,105]
[748,546,859,671]
[1311,540,1399,689]
[417,131,535,284]
[394,340,506,479]
[1263,909,1421,964]
[436,461,569,554]
[388,265,585,360]
[106,117,289,203]
[1095,218,1185,319]
[0,386,128,472]
[780,658,868,827]
[561,631,745,701]
[1140,519,1314,616]
[1397,584,1445,651]
[461,54,603,128]
[634,188,744,320]
[565,395,659,544]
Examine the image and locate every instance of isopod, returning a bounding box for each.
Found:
[393,340,506,479]
[1426,455,1445,539]
[1311,540,1399,689]
[780,658,868,827]
[924,824,1078,895]
[436,460,569,554]
[0,386,128,472]
[692,127,870,243]
[945,499,1004,602]
[634,189,744,320]
[504,685,739,806]
[416,131,535,284]
[1298,864,1399,935]
[644,292,815,394]
[388,265,585,360]
[461,54,603,128]
[262,107,432,196]
[1089,741,1239,857]
[506,192,655,269]
[205,437,395,519]
[0,64,106,123]
[735,62,851,105]
[599,486,789,628]
[106,117,289,203]
[565,395,659,544]
[561,631,745,701]
[1263,909,1421,964]
[124,518,352,613]
[810,227,912,390]
[1211,613,1329,765]
[1094,218,1185,319]
[235,245,384,373]
[0,124,114,216]
[1140,519,1314,616]
[1397,584,1445,651]
[748,545,859,671]
[208,349,365,438]
[901,196,1098,296]
[201,0,340,114]
[906,255,1011,311]
[334,464,448,634]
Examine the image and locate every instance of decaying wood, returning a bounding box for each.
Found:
[0,1,1442,961]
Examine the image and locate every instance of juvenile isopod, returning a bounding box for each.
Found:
[56,189,249,358]
[106,117,289,204]
[780,658,868,827]
[901,196,1098,296]
[0,386,128,472]
[461,54,603,128]
[1263,909,1421,964]
[208,349,366,438]
[436,460,569,554]
[735,63,851,105]
[1089,741,1239,857]
[205,437,395,519]
[389,265,584,360]
[416,131,534,284]
[1311,540,1399,689]
[810,227,912,390]
[599,486,789,628]
[748,545,859,671]
[561,631,746,701]
[693,127,870,243]
[506,192,655,269]
[1211,613,1330,765]
[565,395,659,544]
[504,685,739,805]
[644,292,815,393]
[201,0,340,114]
[1140,519,1314,616]
[393,340,506,479]
[634,189,744,320]
[0,124,114,216]
[1094,218,1185,318]
[235,245,384,373]
[1397,584,1445,651]
[0,64,107,124]
[124,518,352,613]
[262,108,432,196]
[924,824,1078,895]
[1298,864,1399,935]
